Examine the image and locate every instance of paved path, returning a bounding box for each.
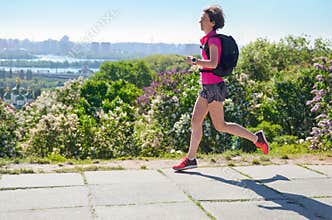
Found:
[0,164,332,219]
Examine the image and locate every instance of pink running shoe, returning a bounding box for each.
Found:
[172,157,197,171]
[255,130,269,154]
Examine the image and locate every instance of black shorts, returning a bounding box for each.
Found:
[199,81,227,104]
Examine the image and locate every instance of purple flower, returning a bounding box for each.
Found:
[180,69,190,74]
[151,81,160,88]
[316,75,323,82]
[318,119,330,128]
[309,145,318,150]
[310,127,319,136]
[310,103,320,112]
[143,87,156,97]
[306,100,313,106]
[310,89,318,94]
[310,89,324,96]
[313,96,321,102]
[314,63,324,70]
[315,113,327,120]
[138,95,149,105]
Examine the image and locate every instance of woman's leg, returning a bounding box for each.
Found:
[187,96,209,159]
[208,101,258,143]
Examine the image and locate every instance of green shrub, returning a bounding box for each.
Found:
[273,135,299,145]
[255,121,282,142]
[270,142,310,155]
[0,103,20,157]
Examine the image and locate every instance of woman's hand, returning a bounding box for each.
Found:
[186,56,196,65]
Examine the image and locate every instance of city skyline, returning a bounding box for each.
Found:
[1,0,331,46]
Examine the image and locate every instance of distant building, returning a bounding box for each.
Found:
[100,42,111,55]
[3,87,11,103]
[91,42,100,55]
[3,81,34,109]
[79,65,94,75]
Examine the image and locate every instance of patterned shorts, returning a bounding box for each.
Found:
[199,81,227,103]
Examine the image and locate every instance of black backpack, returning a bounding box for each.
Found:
[199,34,239,77]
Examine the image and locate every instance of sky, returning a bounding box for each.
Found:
[0,0,331,46]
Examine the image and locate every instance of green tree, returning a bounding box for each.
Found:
[80,80,108,108]
[93,60,152,88]
[105,80,142,106]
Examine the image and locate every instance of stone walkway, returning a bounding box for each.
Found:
[0,164,331,219]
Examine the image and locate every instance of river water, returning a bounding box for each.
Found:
[0,55,112,73]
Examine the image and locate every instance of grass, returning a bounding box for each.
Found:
[251,159,260,165]
[210,158,217,163]
[268,142,311,157]
[280,155,289,159]
[227,162,235,167]
[259,156,270,162]
[222,150,241,160]
[0,168,35,175]
[2,156,127,166]
[54,165,125,173]
[1,143,330,173]
[140,165,148,170]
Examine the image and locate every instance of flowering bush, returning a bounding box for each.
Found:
[94,97,142,158]
[18,77,143,159]
[2,37,331,159]
[16,79,83,157]
[138,69,235,153]
[138,70,202,152]
[135,95,165,156]
[23,113,81,158]
[17,78,84,140]
[306,57,332,150]
[0,102,20,157]
[138,70,197,148]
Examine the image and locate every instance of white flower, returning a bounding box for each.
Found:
[171,96,179,102]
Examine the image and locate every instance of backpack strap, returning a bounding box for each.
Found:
[199,34,221,73]
[201,34,220,59]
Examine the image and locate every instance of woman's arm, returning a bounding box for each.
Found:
[197,44,219,68]
[187,44,219,69]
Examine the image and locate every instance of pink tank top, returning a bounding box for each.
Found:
[200,30,224,85]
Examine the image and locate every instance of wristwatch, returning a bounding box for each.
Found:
[191,57,197,64]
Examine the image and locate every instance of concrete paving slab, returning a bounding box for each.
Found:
[178,178,282,201]
[234,165,325,180]
[294,197,332,220]
[89,182,189,206]
[84,170,169,185]
[95,202,210,220]
[0,207,92,220]
[162,167,247,184]
[201,200,315,220]
[0,173,84,189]
[266,177,332,197]
[162,168,281,201]
[0,186,89,212]
[306,165,332,177]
